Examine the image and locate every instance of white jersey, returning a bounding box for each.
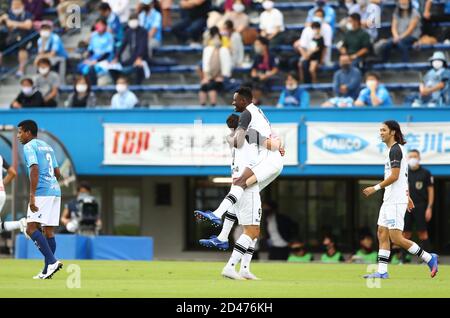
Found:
[231,139,258,179]
[383,143,409,205]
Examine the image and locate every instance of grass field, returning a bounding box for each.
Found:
[0,259,448,298]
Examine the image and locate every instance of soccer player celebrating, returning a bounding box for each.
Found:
[17,120,63,280]
[362,120,438,279]
[0,154,27,235]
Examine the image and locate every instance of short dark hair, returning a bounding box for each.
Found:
[99,2,111,11]
[235,86,253,102]
[255,36,269,47]
[349,12,361,23]
[18,120,38,137]
[366,72,380,81]
[314,8,325,16]
[287,72,299,82]
[77,181,92,192]
[20,77,33,86]
[37,57,51,66]
[226,114,239,129]
[224,20,234,30]
[311,21,321,29]
[408,149,420,155]
[95,17,107,26]
[116,76,128,83]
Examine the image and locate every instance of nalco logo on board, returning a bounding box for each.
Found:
[314,134,369,154]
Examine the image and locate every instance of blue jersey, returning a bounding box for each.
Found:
[23,139,61,197]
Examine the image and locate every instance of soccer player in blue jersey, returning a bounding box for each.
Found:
[17,120,63,280]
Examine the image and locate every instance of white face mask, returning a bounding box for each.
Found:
[346,22,353,31]
[38,67,50,75]
[232,3,245,13]
[12,8,23,16]
[432,60,444,70]
[76,84,88,93]
[286,83,297,90]
[128,20,139,29]
[366,80,377,87]
[22,86,33,96]
[116,84,128,94]
[408,158,420,168]
[40,30,51,38]
[399,3,410,10]
[262,1,274,10]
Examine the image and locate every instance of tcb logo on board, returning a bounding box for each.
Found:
[314,134,369,154]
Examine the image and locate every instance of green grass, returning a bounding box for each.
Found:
[0,260,448,298]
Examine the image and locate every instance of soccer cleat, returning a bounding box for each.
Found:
[199,235,229,250]
[239,270,261,280]
[363,272,389,279]
[427,253,439,278]
[221,266,245,280]
[194,210,222,227]
[19,218,30,239]
[43,261,63,280]
[33,272,45,280]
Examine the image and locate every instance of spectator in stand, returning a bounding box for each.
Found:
[35,21,68,82]
[412,51,450,107]
[277,72,310,108]
[332,53,362,100]
[65,75,96,108]
[355,72,392,107]
[199,26,232,106]
[249,36,278,105]
[77,18,114,85]
[259,0,285,49]
[339,13,371,66]
[172,0,211,45]
[207,0,249,34]
[34,57,60,107]
[114,13,150,85]
[320,234,345,263]
[11,77,44,108]
[298,21,325,84]
[381,0,421,63]
[306,0,336,31]
[57,0,85,30]
[349,233,378,264]
[287,242,314,263]
[24,0,45,22]
[102,0,130,25]
[111,76,139,109]
[0,0,33,77]
[420,0,450,43]
[223,20,244,67]
[138,0,162,54]
[347,0,381,42]
[99,2,124,51]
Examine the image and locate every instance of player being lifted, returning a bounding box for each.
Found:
[17,120,63,279]
[363,120,438,279]
[195,87,284,234]
[0,154,27,235]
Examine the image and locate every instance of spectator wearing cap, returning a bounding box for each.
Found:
[355,72,392,107]
[306,0,336,31]
[0,0,33,77]
[259,0,285,49]
[138,0,162,54]
[412,51,450,107]
[102,0,130,25]
[35,22,68,82]
[11,77,44,108]
[99,2,124,50]
[113,13,150,85]
[339,13,371,66]
[172,0,211,44]
[35,57,60,107]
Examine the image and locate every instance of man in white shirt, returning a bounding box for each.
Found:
[259,0,285,48]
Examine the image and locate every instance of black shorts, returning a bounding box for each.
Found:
[404,203,427,232]
[200,80,223,92]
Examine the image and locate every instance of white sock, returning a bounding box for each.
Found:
[377,249,390,274]
[408,242,432,263]
[3,221,21,231]
[226,234,252,269]
[217,211,237,242]
[240,238,257,273]
[213,185,244,218]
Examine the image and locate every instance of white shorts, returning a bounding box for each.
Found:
[377,203,407,231]
[27,196,61,226]
[250,151,283,191]
[235,190,262,226]
[0,191,5,213]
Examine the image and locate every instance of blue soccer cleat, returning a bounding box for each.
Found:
[194,210,222,227]
[199,235,229,251]
[427,253,439,278]
[363,272,389,279]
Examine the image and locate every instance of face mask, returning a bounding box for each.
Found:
[128,20,139,29]
[432,60,444,70]
[408,158,420,168]
[254,45,263,55]
[76,84,88,93]
[232,3,245,13]
[346,22,353,31]
[12,8,23,16]
[116,84,128,94]
[341,63,351,70]
[399,3,410,10]
[262,1,274,10]
[40,30,51,38]
[286,83,297,90]
[38,67,50,75]
[366,80,377,87]
[95,23,106,33]
[22,86,33,96]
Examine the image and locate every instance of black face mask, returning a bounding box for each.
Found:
[341,64,351,70]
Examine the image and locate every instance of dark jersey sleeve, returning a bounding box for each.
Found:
[246,128,264,146]
[389,144,403,168]
[424,169,434,187]
[238,110,252,130]
[2,158,10,170]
